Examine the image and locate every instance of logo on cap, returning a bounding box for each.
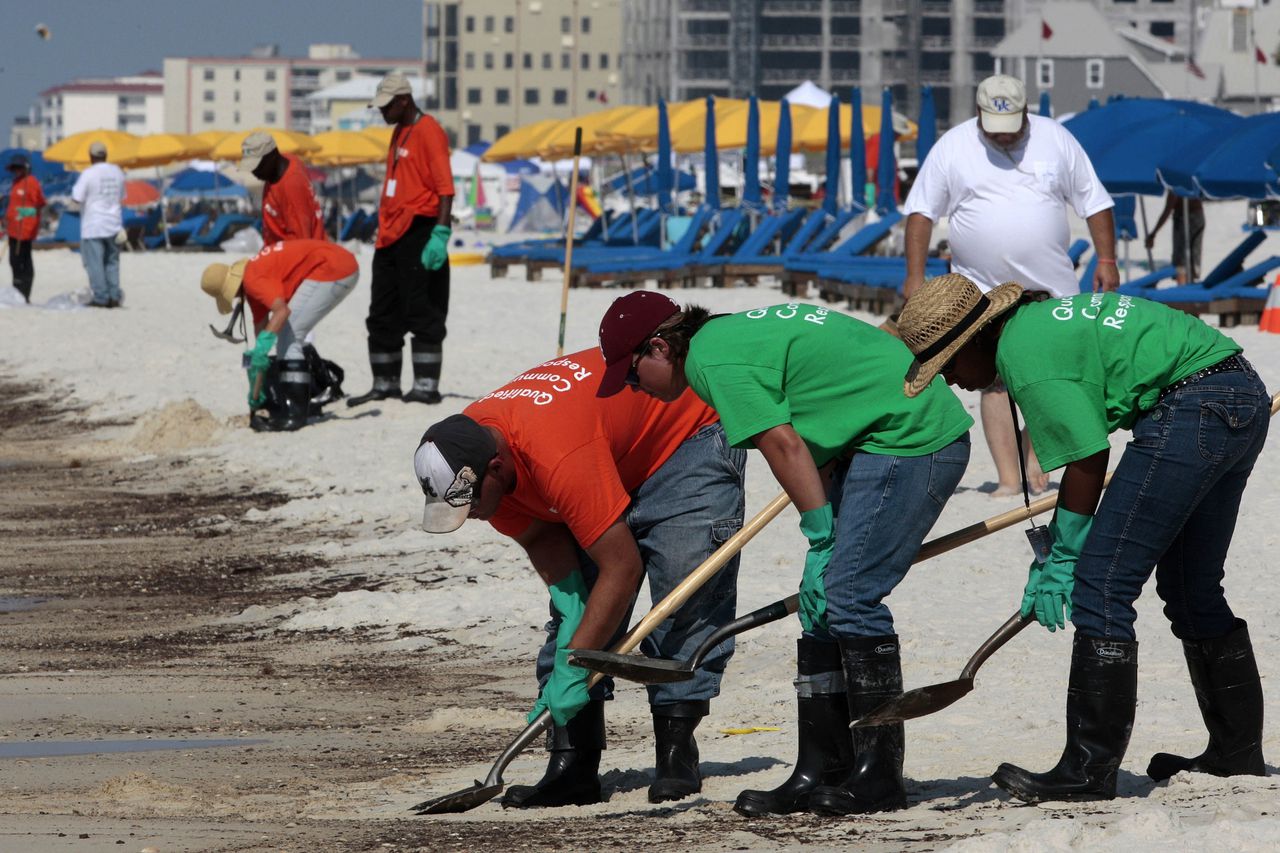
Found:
[992,97,1012,113]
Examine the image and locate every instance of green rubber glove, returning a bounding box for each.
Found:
[16,206,36,218]
[421,224,451,271]
[248,330,277,371]
[528,570,592,726]
[1020,508,1094,632]
[246,364,268,409]
[798,503,836,634]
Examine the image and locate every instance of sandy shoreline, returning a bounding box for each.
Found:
[3,222,1280,851]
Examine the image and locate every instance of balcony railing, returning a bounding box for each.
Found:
[972,34,1004,48]
[921,35,951,49]
[677,33,730,48]
[831,34,861,48]
[974,0,1004,14]
[679,66,731,81]
[760,0,822,14]
[761,34,823,48]
[682,0,730,13]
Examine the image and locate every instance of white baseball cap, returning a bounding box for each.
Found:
[976,75,1027,134]
[240,131,278,173]
[371,72,413,108]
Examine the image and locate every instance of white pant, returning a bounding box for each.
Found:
[276,272,357,360]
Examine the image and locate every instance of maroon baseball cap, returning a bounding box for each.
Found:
[597,291,681,397]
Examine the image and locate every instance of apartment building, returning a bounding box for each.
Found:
[422,1,625,147]
[35,73,165,147]
[163,44,420,135]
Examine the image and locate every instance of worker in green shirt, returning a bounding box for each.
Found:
[596,291,972,818]
[897,273,1269,804]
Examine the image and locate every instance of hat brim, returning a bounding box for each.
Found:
[370,91,398,109]
[214,260,247,315]
[979,110,1023,134]
[596,355,634,398]
[422,499,469,533]
[240,153,267,173]
[903,282,1024,398]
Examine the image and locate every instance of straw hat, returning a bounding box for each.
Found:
[898,273,1023,397]
[200,259,248,314]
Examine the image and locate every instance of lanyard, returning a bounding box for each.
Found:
[389,117,420,179]
[1010,392,1053,563]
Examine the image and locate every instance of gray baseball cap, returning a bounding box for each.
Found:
[976,75,1026,134]
[371,72,413,108]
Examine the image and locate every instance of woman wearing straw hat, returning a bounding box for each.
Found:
[897,273,1269,803]
[201,239,358,431]
[596,291,973,818]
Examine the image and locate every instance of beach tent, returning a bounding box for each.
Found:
[508,174,568,232]
[784,80,833,109]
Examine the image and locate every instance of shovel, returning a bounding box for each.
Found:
[209,299,246,344]
[571,486,1083,685]
[851,611,1032,728]
[410,491,794,815]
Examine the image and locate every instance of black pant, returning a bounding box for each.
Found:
[9,238,33,302]
[366,216,450,351]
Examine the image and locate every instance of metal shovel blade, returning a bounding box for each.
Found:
[569,596,797,686]
[209,301,246,344]
[411,780,504,815]
[851,611,1031,728]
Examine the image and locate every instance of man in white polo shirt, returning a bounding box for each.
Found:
[901,74,1116,496]
[71,141,126,308]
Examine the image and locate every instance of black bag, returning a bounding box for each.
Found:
[255,346,345,417]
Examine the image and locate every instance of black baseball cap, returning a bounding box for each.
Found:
[413,414,497,533]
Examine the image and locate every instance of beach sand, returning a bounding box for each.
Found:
[2,208,1279,851]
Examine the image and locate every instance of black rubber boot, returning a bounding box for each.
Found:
[735,638,853,817]
[1148,620,1266,781]
[347,346,402,407]
[501,700,605,809]
[252,359,311,432]
[993,635,1138,803]
[648,700,709,804]
[403,339,443,404]
[809,635,908,816]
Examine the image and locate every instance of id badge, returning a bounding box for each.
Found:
[241,353,252,369]
[1026,524,1053,565]
[385,179,397,198]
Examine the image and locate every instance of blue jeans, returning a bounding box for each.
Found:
[536,423,746,708]
[816,435,971,639]
[1073,366,1269,641]
[80,238,121,304]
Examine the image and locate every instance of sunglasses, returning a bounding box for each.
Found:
[624,336,662,389]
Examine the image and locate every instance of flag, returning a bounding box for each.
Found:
[1187,58,1206,79]
[597,90,608,104]
[1257,45,1268,65]
[1041,20,1053,40]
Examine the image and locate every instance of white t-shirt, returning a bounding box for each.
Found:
[903,114,1113,297]
[71,162,126,239]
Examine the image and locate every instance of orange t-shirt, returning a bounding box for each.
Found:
[465,348,719,548]
[376,113,455,248]
[262,154,325,244]
[5,175,46,242]
[242,239,358,325]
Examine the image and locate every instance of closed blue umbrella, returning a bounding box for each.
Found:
[704,95,720,210]
[743,95,762,209]
[823,94,841,216]
[775,98,792,211]
[875,87,896,215]
[916,85,937,166]
[849,87,867,212]
[1089,109,1241,196]
[657,97,674,213]
[1038,90,1052,118]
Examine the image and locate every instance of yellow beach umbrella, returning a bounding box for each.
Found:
[483,118,562,162]
[44,129,141,168]
[536,106,648,159]
[193,130,232,151]
[360,126,394,149]
[792,104,917,151]
[130,133,210,169]
[208,128,321,162]
[306,130,386,166]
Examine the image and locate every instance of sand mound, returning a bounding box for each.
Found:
[126,398,222,452]
[402,706,526,733]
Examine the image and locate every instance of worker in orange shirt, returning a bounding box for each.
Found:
[347,71,454,407]
[413,343,745,808]
[5,154,46,303]
[240,132,326,244]
[201,239,358,432]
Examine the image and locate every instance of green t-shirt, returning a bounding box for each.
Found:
[997,292,1241,472]
[683,303,973,464]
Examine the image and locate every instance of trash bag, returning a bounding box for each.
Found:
[250,346,345,421]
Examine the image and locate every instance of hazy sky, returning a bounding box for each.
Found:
[1,0,421,140]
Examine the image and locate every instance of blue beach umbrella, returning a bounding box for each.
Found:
[916,86,937,167]
[657,98,674,213]
[875,87,896,215]
[1063,98,1227,161]
[849,87,867,212]
[742,95,762,209]
[1089,108,1241,196]
[1038,90,1052,118]
[704,95,720,209]
[775,98,792,211]
[823,93,841,216]
[1166,112,1280,199]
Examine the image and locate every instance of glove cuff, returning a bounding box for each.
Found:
[799,503,834,544]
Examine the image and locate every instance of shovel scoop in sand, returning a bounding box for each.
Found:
[851,611,1031,728]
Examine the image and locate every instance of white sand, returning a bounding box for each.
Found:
[3,205,1280,847]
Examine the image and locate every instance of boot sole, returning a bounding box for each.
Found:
[732,791,807,818]
[807,792,906,816]
[647,781,700,804]
[991,766,1115,804]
